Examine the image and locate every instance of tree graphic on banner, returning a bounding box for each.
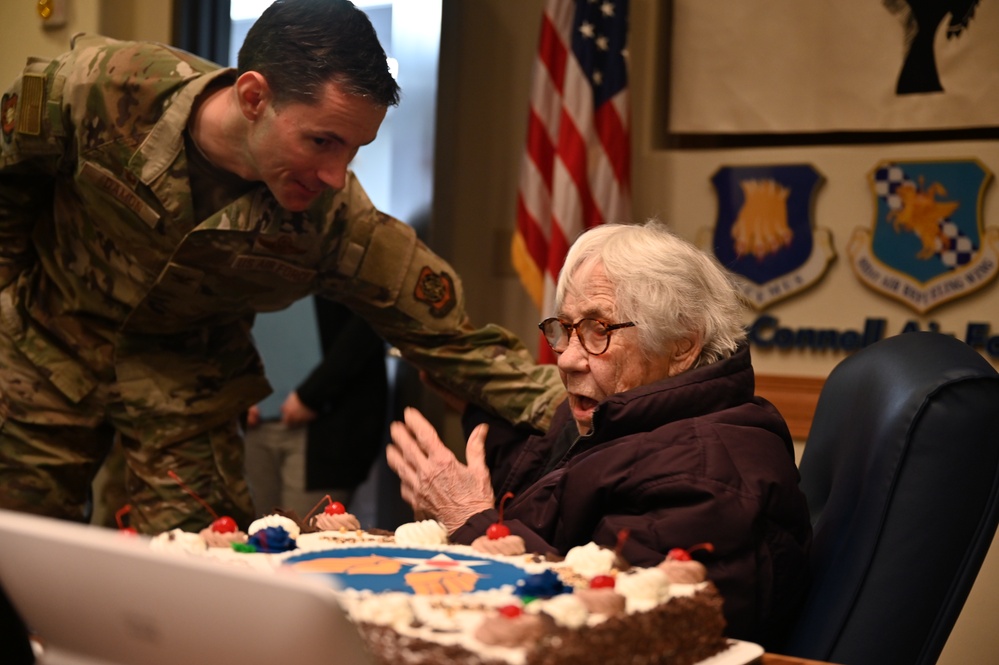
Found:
[884,0,981,94]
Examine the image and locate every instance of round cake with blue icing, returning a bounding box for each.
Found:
[152,513,731,665]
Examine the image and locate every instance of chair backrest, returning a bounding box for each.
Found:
[783,331,999,665]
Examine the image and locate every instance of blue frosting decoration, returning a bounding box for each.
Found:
[248,526,297,553]
[515,569,572,600]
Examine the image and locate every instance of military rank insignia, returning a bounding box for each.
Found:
[16,73,44,136]
[848,159,997,314]
[709,164,834,309]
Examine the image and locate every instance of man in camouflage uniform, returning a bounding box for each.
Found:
[0,0,563,534]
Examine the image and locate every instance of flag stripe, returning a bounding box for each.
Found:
[510,222,545,309]
[513,0,631,361]
[517,151,552,240]
[537,13,568,96]
[515,193,549,283]
[595,97,630,188]
[555,109,601,230]
[525,107,556,196]
[547,216,572,283]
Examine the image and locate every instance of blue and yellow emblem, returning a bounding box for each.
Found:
[283,546,529,595]
[848,159,997,314]
[709,164,834,309]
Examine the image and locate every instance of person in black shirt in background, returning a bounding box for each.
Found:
[245,298,388,517]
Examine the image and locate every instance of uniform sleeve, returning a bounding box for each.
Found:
[0,163,47,289]
[0,60,64,290]
[390,314,565,433]
[316,174,566,433]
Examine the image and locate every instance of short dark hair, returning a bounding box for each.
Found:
[237,0,400,108]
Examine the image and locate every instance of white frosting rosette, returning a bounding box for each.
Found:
[614,567,672,613]
[562,541,617,578]
[150,528,208,554]
[247,514,301,540]
[394,519,448,546]
[527,593,589,628]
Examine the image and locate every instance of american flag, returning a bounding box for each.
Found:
[511,0,632,362]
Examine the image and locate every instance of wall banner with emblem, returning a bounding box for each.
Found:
[705,163,835,310]
[848,158,998,314]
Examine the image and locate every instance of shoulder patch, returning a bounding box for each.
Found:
[16,73,45,136]
[1,93,15,141]
[414,267,456,318]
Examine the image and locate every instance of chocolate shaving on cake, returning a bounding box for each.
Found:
[273,508,318,533]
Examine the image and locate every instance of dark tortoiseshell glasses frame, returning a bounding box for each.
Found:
[538,317,637,355]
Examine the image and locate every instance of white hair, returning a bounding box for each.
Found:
[554,220,747,368]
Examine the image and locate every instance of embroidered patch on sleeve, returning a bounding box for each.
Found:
[414,267,456,318]
[1,93,16,142]
[79,162,161,228]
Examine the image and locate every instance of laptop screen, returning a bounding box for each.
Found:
[0,510,372,665]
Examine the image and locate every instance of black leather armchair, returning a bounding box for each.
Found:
[783,331,999,665]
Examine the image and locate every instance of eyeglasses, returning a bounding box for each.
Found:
[538,317,637,356]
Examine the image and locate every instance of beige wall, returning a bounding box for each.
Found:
[0,0,994,661]
[0,0,171,86]
[0,0,98,85]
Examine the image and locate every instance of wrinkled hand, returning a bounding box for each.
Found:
[246,404,262,428]
[281,391,317,428]
[386,407,494,533]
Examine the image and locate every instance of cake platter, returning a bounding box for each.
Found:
[699,639,765,665]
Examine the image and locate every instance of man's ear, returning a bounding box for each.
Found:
[669,335,703,376]
[234,71,271,120]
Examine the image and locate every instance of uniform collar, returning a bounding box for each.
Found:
[131,67,236,186]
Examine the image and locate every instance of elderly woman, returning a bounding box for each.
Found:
[386,220,811,648]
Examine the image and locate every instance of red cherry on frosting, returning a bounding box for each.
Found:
[167,470,237,532]
[115,505,138,535]
[667,547,692,561]
[488,491,515,540]
[666,543,714,562]
[590,575,616,589]
[303,495,348,525]
[486,522,511,539]
[498,604,522,619]
[212,516,238,533]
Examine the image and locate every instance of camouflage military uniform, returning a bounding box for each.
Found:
[0,35,563,534]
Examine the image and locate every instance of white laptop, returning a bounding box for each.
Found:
[0,509,373,665]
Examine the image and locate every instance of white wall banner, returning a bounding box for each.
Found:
[669,0,998,133]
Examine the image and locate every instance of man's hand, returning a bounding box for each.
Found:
[280,391,318,428]
[246,404,262,428]
[386,407,494,533]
